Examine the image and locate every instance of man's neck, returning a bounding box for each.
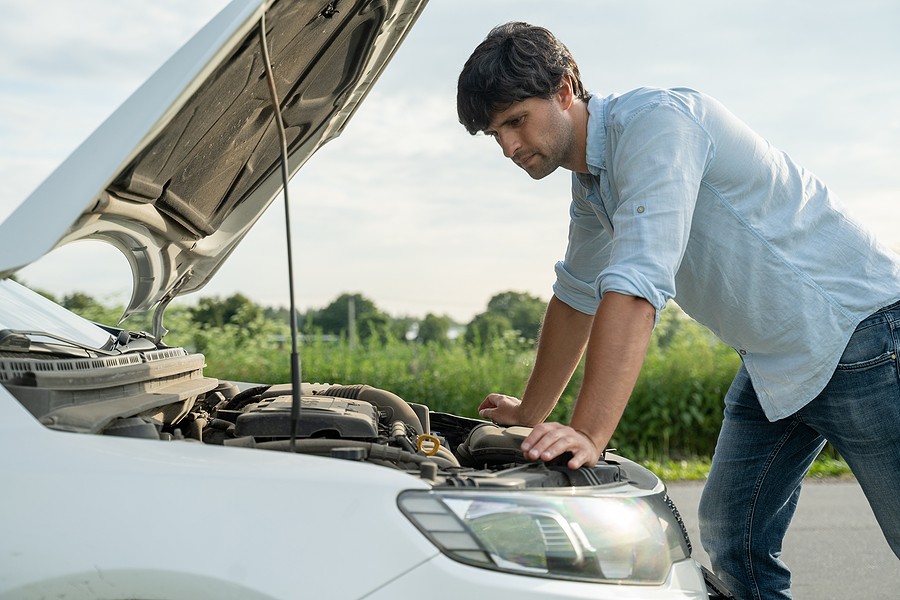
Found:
[564,100,590,174]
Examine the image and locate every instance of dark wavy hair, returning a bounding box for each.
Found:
[457,22,587,135]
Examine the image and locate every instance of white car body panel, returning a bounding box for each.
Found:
[0,384,439,600]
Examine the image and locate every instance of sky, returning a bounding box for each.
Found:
[1,0,898,322]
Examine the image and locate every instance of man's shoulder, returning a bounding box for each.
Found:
[611,86,706,104]
[608,87,710,120]
[604,87,730,137]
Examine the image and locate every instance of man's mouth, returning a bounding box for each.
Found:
[515,152,536,168]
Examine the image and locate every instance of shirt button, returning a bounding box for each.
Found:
[739,349,748,356]
[636,206,645,214]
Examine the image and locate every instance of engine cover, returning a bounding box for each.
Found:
[233,395,380,439]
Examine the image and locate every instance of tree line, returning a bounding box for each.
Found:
[51,287,550,348]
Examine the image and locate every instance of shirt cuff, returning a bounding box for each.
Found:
[553,260,601,315]
[596,266,669,324]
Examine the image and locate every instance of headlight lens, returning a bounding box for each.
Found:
[398,489,691,585]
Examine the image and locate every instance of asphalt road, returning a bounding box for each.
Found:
[666,479,900,599]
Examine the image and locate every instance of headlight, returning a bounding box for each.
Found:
[398,488,691,585]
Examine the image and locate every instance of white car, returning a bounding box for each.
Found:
[0,1,732,598]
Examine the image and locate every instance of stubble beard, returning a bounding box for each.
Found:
[518,116,574,180]
[520,153,559,180]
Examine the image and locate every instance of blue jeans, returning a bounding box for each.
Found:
[698,301,900,599]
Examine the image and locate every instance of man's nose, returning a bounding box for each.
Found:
[497,132,520,158]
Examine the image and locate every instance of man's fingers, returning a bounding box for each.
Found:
[537,436,575,462]
[478,394,525,425]
[477,395,498,411]
[521,423,599,467]
[522,422,566,460]
[568,447,594,470]
[478,393,518,412]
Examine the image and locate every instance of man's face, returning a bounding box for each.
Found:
[484,93,574,180]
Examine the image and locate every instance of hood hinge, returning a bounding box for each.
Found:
[152,270,192,343]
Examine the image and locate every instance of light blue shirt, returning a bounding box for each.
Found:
[553,88,900,420]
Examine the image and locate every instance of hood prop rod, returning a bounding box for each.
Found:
[260,8,302,452]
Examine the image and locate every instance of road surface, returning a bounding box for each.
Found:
[666,479,900,599]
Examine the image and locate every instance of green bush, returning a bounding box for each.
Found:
[200,334,539,418]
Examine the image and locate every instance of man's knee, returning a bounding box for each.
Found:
[698,480,735,558]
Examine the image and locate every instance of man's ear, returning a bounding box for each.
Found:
[556,75,575,111]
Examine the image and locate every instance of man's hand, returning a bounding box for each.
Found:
[478,393,522,425]
[521,422,602,469]
[479,394,602,468]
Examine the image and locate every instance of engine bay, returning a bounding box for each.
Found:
[194,381,631,490]
[0,345,648,491]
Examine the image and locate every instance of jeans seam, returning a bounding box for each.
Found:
[745,417,802,600]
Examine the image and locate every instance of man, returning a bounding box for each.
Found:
[458,21,900,599]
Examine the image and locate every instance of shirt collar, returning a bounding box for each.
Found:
[587,96,609,175]
[581,94,609,180]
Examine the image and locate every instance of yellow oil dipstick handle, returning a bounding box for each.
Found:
[416,434,441,456]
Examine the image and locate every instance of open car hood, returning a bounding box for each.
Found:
[0,0,426,320]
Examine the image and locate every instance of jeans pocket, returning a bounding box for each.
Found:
[836,317,896,371]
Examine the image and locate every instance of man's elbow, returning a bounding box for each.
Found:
[602,292,657,324]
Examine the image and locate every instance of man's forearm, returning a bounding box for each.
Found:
[569,292,655,450]
[518,295,594,425]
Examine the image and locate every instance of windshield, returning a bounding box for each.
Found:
[0,279,115,350]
